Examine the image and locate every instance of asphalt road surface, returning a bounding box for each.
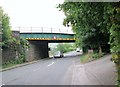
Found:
[2,51,117,85]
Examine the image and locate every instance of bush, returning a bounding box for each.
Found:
[92,52,104,59]
[92,53,99,59]
[2,53,26,69]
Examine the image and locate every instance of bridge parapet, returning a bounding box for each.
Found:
[16,27,74,34]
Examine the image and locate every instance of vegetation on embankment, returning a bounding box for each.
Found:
[80,53,104,63]
[0,7,29,69]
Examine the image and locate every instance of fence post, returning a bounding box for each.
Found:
[19,27,20,32]
[67,29,68,33]
[59,28,60,33]
[51,28,52,33]
[41,27,43,33]
[31,27,32,33]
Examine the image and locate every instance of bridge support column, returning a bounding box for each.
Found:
[26,41,49,61]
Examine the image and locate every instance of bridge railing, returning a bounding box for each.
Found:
[15,27,74,34]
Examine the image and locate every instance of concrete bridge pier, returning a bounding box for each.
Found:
[26,41,49,62]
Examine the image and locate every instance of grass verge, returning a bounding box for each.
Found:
[2,63,17,69]
[80,54,90,63]
[80,53,104,63]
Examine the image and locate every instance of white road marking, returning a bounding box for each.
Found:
[48,62,54,67]
[33,68,41,72]
[33,61,55,71]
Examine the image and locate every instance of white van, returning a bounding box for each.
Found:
[53,51,64,58]
[76,48,80,52]
[76,48,83,53]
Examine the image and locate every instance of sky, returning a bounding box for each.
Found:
[0,0,72,31]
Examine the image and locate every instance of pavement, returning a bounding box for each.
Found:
[71,54,117,85]
[1,51,117,85]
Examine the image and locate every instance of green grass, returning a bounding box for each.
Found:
[80,54,92,63]
[2,58,25,69]
[80,53,104,63]
[2,63,17,69]
[0,63,17,71]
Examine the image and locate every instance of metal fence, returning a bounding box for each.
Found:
[14,27,74,34]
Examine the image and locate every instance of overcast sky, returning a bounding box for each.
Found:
[0,0,72,31]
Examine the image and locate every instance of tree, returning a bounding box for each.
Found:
[0,7,3,45]
[56,43,65,53]
[58,2,120,85]
[106,2,120,85]
[0,7,3,26]
[0,7,13,48]
[1,7,29,64]
[58,2,110,54]
[56,43,75,53]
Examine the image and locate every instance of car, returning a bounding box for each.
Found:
[76,48,80,52]
[53,51,64,58]
[76,48,83,53]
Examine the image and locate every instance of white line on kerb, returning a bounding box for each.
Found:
[48,62,54,67]
[33,62,55,72]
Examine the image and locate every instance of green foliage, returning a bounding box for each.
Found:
[58,2,120,86]
[2,38,29,69]
[80,53,104,63]
[0,7,13,48]
[110,24,120,53]
[92,53,99,59]
[20,37,29,48]
[0,7,3,21]
[92,53,104,59]
[106,3,120,86]
[80,54,89,63]
[56,43,75,53]
[2,56,25,68]
[57,2,110,53]
[2,12,12,42]
[2,14,12,40]
[50,43,76,56]
[1,7,30,69]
